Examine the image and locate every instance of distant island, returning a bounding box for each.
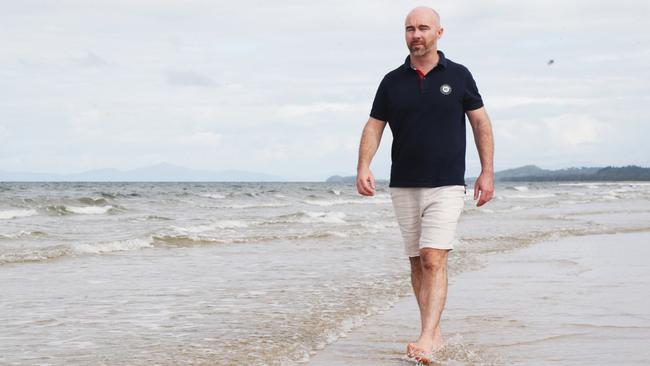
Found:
[493,165,650,181]
[327,165,650,183]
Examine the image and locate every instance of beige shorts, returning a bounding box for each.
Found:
[389,185,466,257]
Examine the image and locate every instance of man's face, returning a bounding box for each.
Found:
[405,12,442,57]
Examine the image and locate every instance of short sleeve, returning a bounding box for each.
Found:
[369,76,390,121]
[463,69,484,111]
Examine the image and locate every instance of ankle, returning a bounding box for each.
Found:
[416,335,434,345]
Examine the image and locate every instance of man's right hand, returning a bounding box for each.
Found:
[356,168,376,196]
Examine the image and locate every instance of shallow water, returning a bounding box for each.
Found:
[1,181,649,365]
[309,232,650,366]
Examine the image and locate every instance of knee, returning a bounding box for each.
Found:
[420,252,447,272]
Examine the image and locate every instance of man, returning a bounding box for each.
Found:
[356,6,495,364]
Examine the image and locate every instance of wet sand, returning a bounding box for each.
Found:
[309,231,650,365]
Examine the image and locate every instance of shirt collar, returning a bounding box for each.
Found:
[403,50,448,71]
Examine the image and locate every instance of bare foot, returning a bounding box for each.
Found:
[406,339,445,364]
[406,337,444,354]
[406,343,434,364]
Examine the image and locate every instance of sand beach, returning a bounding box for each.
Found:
[309,231,650,365]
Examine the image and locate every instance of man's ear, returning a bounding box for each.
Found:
[438,27,444,40]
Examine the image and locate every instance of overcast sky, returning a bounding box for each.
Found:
[1,0,648,180]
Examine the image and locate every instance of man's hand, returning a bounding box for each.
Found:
[356,168,376,196]
[473,172,494,207]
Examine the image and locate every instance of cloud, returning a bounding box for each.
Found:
[78,51,111,68]
[488,96,594,111]
[1,0,649,178]
[542,114,611,146]
[275,102,367,119]
[165,70,218,87]
[176,131,222,147]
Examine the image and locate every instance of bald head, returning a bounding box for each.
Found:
[404,6,443,58]
[405,6,441,28]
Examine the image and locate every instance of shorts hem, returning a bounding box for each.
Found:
[405,245,454,257]
[420,245,454,251]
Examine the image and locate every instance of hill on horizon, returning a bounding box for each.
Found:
[326,164,650,183]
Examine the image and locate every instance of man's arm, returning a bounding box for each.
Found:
[356,117,387,196]
[466,106,494,206]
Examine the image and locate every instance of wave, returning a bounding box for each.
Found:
[208,202,291,209]
[0,244,71,265]
[0,209,39,220]
[558,182,650,187]
[201,193,226,199]
[72,238,153,254]
[268,211,347,224]
[67,205,115,214]
[43,204,118,215]
[96,191,141,199]
[145,215,173,221]
[151,234,225,246]
[170,220,249,233]
[498,193,557,199]
[302,194,392,206]
[0,238,154,265]
[0,230,47,239]
[77,197,109,206]
[507,185,529,192]
[151,231,345,247]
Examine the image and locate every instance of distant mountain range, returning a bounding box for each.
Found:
[494,165,650,181]
[0,163,284,182]
[3,163,648,183]
[327,165,650,183]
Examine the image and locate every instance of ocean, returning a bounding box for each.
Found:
[1,181,649,365]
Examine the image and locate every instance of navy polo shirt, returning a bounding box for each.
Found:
[370,50,483,188]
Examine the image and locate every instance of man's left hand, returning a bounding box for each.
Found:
[473,172,494,207]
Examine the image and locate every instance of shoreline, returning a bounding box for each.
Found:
[308,231,650,365]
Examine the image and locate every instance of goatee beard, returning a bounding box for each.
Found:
[410,47,429,57]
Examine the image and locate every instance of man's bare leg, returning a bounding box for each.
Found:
[410,249,448,352]
[409,256,441,340]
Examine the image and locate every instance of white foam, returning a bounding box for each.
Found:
[500,193,557,199]
[201,193,226,199]
[303,195,392,206]
[558,183,604,188]
[559,182,650,187]
[171,220,249,233]
[67,205,113,214]
[0,245,69,264]
[329,231,349,238]
[303,211,347,224]
[513,185,529,192]
[73,238,153,254]
[214,203,291,209]
[302,199,355,206]
[0,209,38,220]
[0,230,38,239]
[361,222,388,230]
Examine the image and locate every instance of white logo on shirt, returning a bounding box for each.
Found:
[440,84,452,95]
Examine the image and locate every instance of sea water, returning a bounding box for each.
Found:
[1,181,649,365]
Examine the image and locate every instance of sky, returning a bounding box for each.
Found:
[1,0,648,181]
